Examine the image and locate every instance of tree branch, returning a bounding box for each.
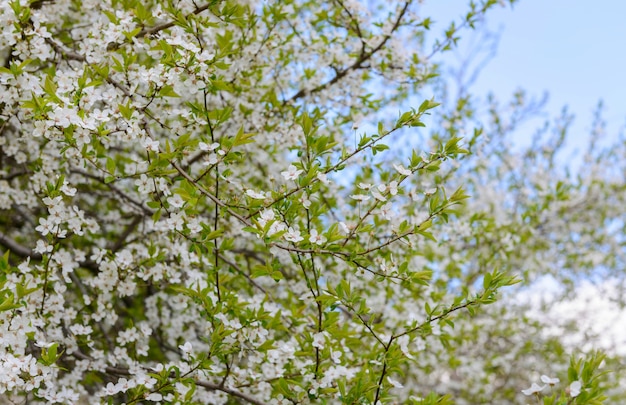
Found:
[0,231,40,259]
[71,350,269,405]
[286,1,411,103]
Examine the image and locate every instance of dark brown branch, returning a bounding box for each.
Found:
[0,231,40,259]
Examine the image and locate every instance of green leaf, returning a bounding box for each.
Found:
[233,126,256,146]
[0,292,20,312]
[301,112,313,136]
[105,157,116,175]
[372,143,389,155]
[204,228,224,241]
[158,84,180,98]
[418,98,440,113]
[482,272,492,290]
[16,283,38,299]
[449,187,470,203]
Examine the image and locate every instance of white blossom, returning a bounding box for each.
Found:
[393,163,412,176]
[309,229,327,245]
[350,194,370,201]
[541,375,560,385]
[167,194,185,208]
[246,189,266,199]
[284,227,304,243]
[281,164,304,181]
[521,383,545,396]
[569,380,582,397]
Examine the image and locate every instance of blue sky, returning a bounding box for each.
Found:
[420,1,626,354]
[422,0,626,155]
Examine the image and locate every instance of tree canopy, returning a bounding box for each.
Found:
[0,0,624,403]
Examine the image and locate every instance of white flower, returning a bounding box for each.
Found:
[34,239,53,254]
[388,181,398,196]
[299,195,311,209]
[317,172,330,184]
[338,222,351,235]
[167,194,185,208]
[521,383,545,396]
[541,375,560,385]
[268,221,286,236]
[142,137,160,152]
[35,340,55,348]
[204,153,218,165]
[330,349,342,364]
[35,217,56,236]
[371,190,386,202]
[176,382,191,396]
[179,341,192,353]
[424,187,437,196]
[357,182,372,190]
[69,324,93,335]
[50,106,81,128]
[281,164,303,181]
[309,229,327,245]
[199,142,220,151]
[156,177,171,196]
[135,174,155,194]
[397,335,413,359]
[258,209,275,227]
[380,203,394,220]
[312,332,326,348]
[102,382,119,396]
[569,380,582,397]
[58,387,79,401]
[393,163,412,176]
[43,195,63,209]
[186,217,202,234]
[350,194,370,201]
[284,227,304,243]
[387,377,403,388]
[167,212,185,231]
[146,393,163,401]
[115,377,136,393]
[246,189,266,199]
[60,181,77,196]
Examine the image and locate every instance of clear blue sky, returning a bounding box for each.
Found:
[422,0,626,155]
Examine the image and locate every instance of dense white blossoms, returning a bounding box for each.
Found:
[0,0,619,403]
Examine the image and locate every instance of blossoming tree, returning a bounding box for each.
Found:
[0,0,622,403]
